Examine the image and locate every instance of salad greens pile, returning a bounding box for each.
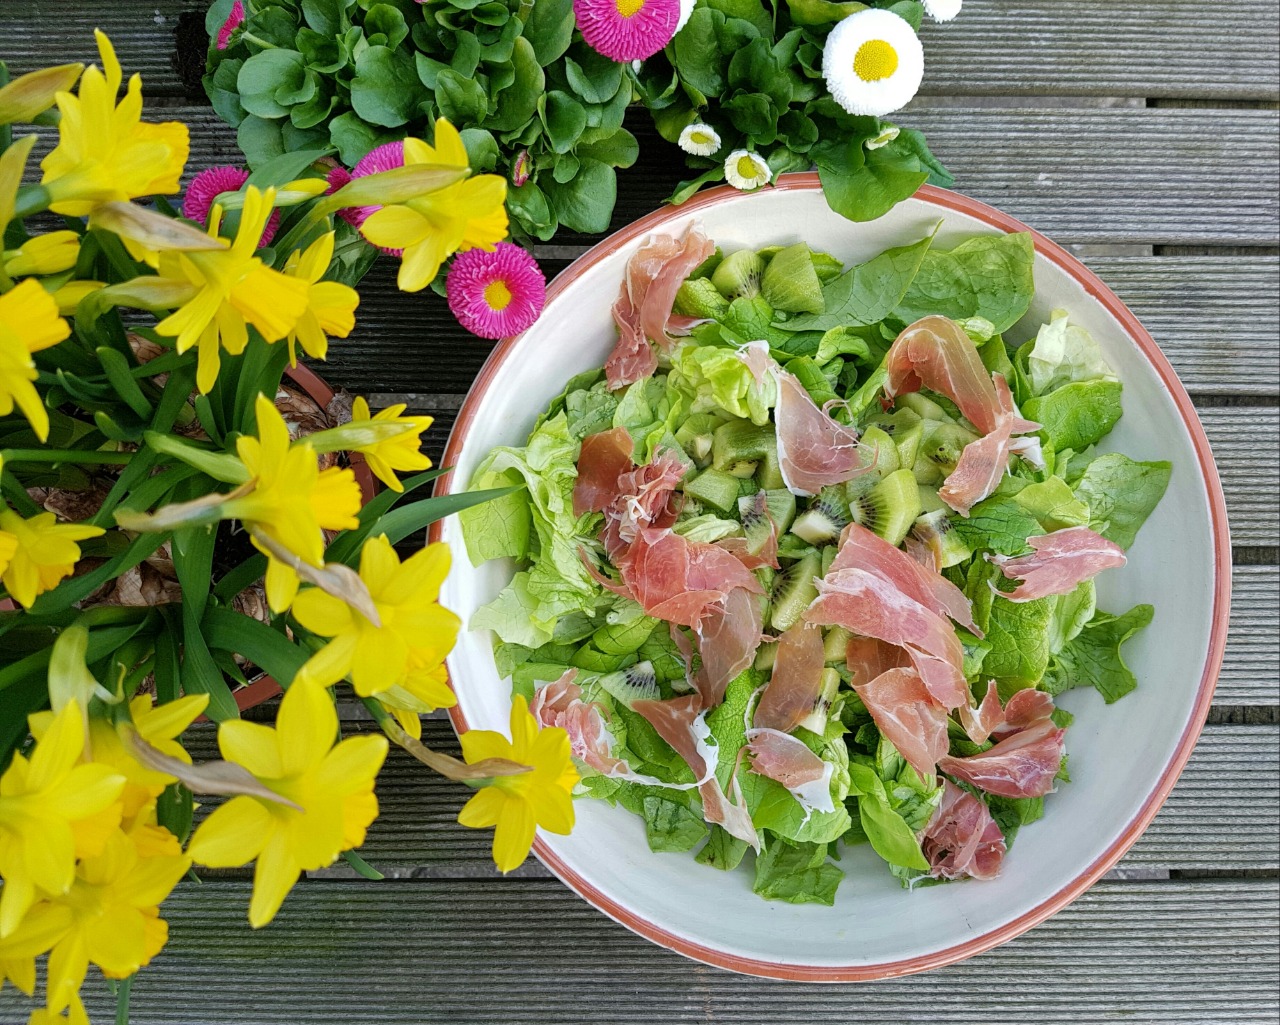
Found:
[460,228,1170,904]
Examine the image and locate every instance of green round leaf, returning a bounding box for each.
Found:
[237,49,307,119]
[542,91,587,154]
[564,49,625,105]
[351,45,425,127]
[523,0,575,65]
[459,128,501,173]
[544,157,616,233]
[435,69,489,125]
[329,110,396,165]
[506,181,557,241]
[364,3,411,49]
[488,36,543,132]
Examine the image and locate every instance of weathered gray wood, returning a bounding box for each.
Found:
[1221,565,1280,706]
[180,724,1280,877]
[4,1,1277,101]
[1197,406,1280,548]
[44,879,1275,1025]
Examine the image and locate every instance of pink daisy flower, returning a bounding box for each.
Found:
[330,141,405,253]
[182,166,281,247]
[217,0,246,51]
[446,243,546,340]
[573,0,682,63]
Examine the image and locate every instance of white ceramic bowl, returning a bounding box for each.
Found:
[432,176,1231,980]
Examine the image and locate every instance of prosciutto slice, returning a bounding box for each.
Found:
[938,718,1066,798]
[745,727,835,814]
[754,622,827,733]
[988,526,1127,602]
[607,450,686,552]
[605,226,715,391]
[808,569,969,709]
[922,780,1007,880]
[830,523,981,636]
[845,637,911,688]
[886,316,1003,434]
[772,364,869,497]
[938,374,1041,517]
[624,528,763,628]
[959,681,1057,745]
[853,668,950,781]
[530,670,628,776]
[692,586,764,708]
[572,427,636,517]
[632,694,759,849]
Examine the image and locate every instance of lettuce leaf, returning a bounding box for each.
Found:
[894,232,1035,334]
[672,513,743,543]
[564,379,620,439]
[739,771,852,845]
[471,572,557,647]
[704,669,758,788]
[1024,309,1118,396]
[669,341,776,425]
[952,492,1044,557]
[613,375,687,462]
[1047,580,1096,654]
[1024,379,1124,453]
[458,465,533,565]
[752,839,844,905]
[1012,476,1091,532]
[695,824,750,871]
[1072,453,1172,550]
[1042,603,1154,703]
[845,759,929,871]
[982,593,1055,690]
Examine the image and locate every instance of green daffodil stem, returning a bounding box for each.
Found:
[360,697,531,783]
[340,849,385,880]
[114,974,133,1025]
[1,448,131,465]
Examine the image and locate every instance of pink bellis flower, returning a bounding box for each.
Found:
[217,1,246,50]
[446,243,546,339]
[328,141,406,253]
[573,0,682,63]
[183,166,280,247]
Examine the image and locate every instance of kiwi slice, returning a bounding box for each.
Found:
[738,492,775,557]
[674,412,724,469]
[848,468,922,546]
[596,660,660,709]
[754,641,779,672]
[674,277,730,320]
[868,408,926,469]
[912,421,979,485]
[776,533,820,562]
[796,668,841,734]
[820,543,837,577]
[843,424,898,502]
[683,467,742,513]
[769,550,821,632]
[712,420,776,479]
[917,484,947,514]
[791,486,850,545]
[911,508,973,569]
[756,445,785,490]
[897,392,955,423]
[822,627,852,665]
[761,242,824,314]
[763,489,797,533]
[711,248,765,301]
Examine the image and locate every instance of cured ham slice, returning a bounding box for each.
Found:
[853,667,950,781]
[808,568,969,709]
[605,226,715,391]
[830,523,981,636]
[938,374,1041,517]
[692,586,764,708]
[530,670,628,776]
[632,694,759,849]
[754,622,827,733]
[959,681,1056,745]
[922,780,1007,880]
[988,526,1127,602]
[609,449,686,548]
[572,427,636,517]
[886,316,1003,434]
[773,365,869,497]
[625,528,763,628]
[845,637,911,688]
[745,727,835,814]
[938,718,1066,798]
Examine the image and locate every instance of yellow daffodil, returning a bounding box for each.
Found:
[222,394,361,612]
[348,396,433,492]
[0,506,104,609]
[50,280,104,316]
[186,679,388,928]
[41,830,188,1014]
[378,661,456,741]
[3,231,80,278]
[152,186,309,393]
[39,31,188,217]
[281,231,360,364]
[0,277,71,442]
[28,992,90,1025]
[457,694,578,874]
[0,63,82,126]
[292,534,460,697]
[0,704,125,938]
[29,693,208,823]
[360,119,508,293]
[0,902,70,998]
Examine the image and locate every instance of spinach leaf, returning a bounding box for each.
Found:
[895,232,1036,334]
[752,839,844,905]
[1043,604,1155,703]
[1072,453,1172,550]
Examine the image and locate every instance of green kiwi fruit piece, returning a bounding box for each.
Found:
[769,550,822,632]
[710,248,765,301]
[761,242,825,314]
[848,468,922,546]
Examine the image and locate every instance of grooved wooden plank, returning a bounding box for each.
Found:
[179,725,1280,876]
[3,1,1278,101]
[1220,565,1280,705]
[45,880,1276,1025]
[1198,406,1280,547]
[320,256,1280,397]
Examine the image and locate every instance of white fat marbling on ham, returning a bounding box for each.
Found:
[745,727,835,815]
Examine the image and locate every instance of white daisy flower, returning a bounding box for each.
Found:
[676,0,697,34]
[923,0,962,22]
[865,124,901,150]
[724,149,771,191]
[822,9,925,118]
[679,123,722,157]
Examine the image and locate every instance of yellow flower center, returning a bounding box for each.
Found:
[736,155,760,180]
[691,131,713,146]
[615,0,645,16]
[854,39,899,82]
[484,279,513,311]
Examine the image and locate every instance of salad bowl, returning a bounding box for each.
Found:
[430,175,1231,980]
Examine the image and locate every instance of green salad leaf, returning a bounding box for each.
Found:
[752,839,844,905]
[1072,454,1172,549]
[846,760,929,871]
[1024,379,1124,453]
[1043,604,1155,703]
[1012,476,1091,532]
[696,825,751,871]
[670,342,777,425]
[1024,309,1118,396]
[894,232,1035,334]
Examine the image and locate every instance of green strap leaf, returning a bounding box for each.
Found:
[202,605,309,687]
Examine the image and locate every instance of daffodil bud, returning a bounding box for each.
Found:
[0,63,83,125]
[319,161,470,213]
[3,230,80,277]
[89,201,225,253]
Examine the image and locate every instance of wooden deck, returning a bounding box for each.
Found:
[1,1,1277,1022]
